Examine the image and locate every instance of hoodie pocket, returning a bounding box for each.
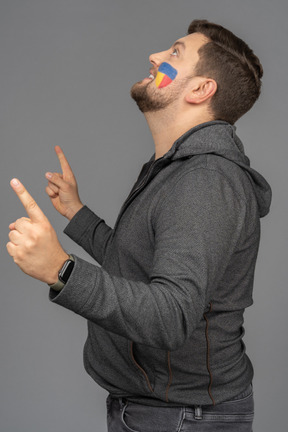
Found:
[129,341,155,394]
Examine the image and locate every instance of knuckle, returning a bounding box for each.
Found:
[14,219,21,230]
[42,221,52,232]
[18,187,25,196]
[31,227,41,239]
[46,186,55,196]
[25,238,35,249]
[53,172,61,181]
[50,183,59,192]
[26,200,37,211]
[15,217,29,230]
[15,249,24,261]
[18,251,25,262]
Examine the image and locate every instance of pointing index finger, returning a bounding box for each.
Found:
[55,146,74,179]
[10,179,47,223]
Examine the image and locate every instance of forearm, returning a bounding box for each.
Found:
[49,255,205,351]
[64,206,113,265]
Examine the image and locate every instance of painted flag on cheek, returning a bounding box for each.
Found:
[155,62,178,88]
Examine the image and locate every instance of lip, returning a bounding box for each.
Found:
[141,77,154,83]
[139,69,157,84]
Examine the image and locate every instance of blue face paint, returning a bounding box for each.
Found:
[155,62,178,88]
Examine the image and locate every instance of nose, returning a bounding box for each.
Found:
[149,50,167,68]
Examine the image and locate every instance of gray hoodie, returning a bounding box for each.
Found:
[50,121,272,406]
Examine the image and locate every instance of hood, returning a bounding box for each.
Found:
[161,121,272,218]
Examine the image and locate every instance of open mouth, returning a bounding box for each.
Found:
[139,71,156,84]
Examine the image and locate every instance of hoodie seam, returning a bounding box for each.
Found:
[203,302,215,405]
[165,350,173,402]
[202,166,248,206]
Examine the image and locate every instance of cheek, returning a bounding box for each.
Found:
[155,62,178,88]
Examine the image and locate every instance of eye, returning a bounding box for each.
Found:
[170,48,178,57]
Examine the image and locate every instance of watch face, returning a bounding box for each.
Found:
[59,260,74,284]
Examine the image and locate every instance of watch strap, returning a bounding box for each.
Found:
[49,254,75,292]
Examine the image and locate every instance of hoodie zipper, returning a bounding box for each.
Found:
[124,160,155,205]
[112,157,166,236]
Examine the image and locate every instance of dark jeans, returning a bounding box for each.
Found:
[106,385,254,432]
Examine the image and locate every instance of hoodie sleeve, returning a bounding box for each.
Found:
[63,205,113,266]
[50,168,246,351]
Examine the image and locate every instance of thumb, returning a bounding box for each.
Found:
[45,172,67,189]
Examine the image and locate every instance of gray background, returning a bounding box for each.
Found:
[0,0,287,431]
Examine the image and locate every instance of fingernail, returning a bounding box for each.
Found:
[46,172,52,179]
[11,178,19,186]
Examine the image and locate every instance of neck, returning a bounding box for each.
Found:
[144,107,214,160]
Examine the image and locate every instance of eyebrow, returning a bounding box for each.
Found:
[173,41,186,50]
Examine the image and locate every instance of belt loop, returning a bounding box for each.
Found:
[119,398,125,411]
[119,397,128,411]
[194,405,203,420]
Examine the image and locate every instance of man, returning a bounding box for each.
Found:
[7,20,271,431]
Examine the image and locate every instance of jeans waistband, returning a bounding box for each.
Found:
[110,383,253,412]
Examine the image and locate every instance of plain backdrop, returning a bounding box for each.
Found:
[0,1,287,431]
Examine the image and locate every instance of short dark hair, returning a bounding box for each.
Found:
[188,20,263,124]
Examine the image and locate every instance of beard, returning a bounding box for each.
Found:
[130,79,177,113]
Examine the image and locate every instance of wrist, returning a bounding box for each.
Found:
[65,203,84,221]
[48,254,75,291]
[48,252,70,285]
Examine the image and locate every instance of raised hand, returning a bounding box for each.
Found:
[7,179,69,284]
[45,146,83,220]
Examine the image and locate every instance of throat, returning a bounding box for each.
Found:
[145,112,180,160]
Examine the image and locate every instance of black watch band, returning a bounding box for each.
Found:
[49,254,75,292]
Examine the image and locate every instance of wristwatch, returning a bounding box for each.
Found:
[49,254,75,292]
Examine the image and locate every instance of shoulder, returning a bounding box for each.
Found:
[152,156,246,222]
[161,154,251,205]
[167,153,254,202]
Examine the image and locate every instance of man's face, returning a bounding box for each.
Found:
[130,32,209,113]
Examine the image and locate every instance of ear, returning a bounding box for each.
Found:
[185,77,217,105]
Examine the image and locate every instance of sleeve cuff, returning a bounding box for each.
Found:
[49,255,100,315]
[64,205,104,244]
